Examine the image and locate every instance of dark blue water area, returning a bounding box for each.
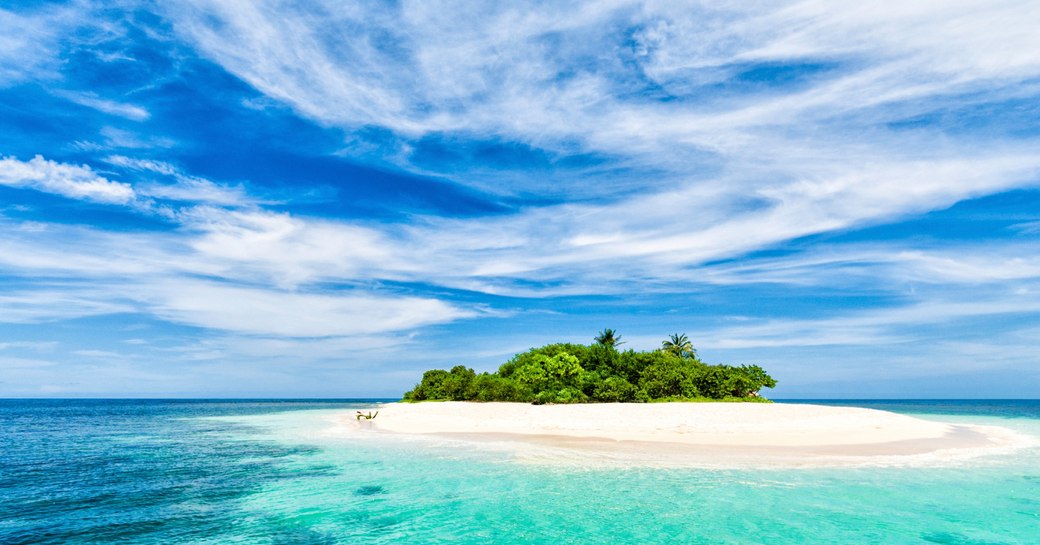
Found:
[0,399,392,545]
[777,399,1040,419]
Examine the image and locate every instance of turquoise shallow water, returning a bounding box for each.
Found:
[1,400,1038,544]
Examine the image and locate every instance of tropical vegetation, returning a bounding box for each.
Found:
[403,329,776,404]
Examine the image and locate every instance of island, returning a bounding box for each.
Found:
[404,330,776,404]
[338,330,1032,468]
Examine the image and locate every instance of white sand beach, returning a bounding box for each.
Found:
[345,402,1033,468]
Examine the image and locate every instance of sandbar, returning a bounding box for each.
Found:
[346,402,1032,468]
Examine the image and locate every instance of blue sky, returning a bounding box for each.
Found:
[1,1,1039,398]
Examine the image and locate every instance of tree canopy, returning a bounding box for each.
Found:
[594,328,623,348]
[662,333,696,359]
[403,330,776,404]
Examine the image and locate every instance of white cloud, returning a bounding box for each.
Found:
[106,155,258,206]
[0,155,135,204]
[1011,221,1040,235]
[5,145,1038,301]
[888,250,1040,285]
[0,153,261,211]
[179,207,401,286]
[0,288,137,323]
[166,2,1040,149]
[7,199,1040,342]
[134,279,475,337]
[0,213,476,337]
[72,349,127,359]
[0,222,193,278]
[101,127,177,150]
[137,178,255,206]
[0,6,71,86]
[678,241,1040,290]
[53,90,150,121]
[0,341,58,351]
[0,356,60,370]
[6,164,1038,304]
[104,155,180,176]
[701,292,1040,350]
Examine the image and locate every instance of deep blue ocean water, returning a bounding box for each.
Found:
[1,399,1038,544]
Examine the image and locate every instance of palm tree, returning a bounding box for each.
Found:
[594,328,623,348]
[662,333,696,359]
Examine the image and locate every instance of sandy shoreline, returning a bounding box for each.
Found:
[344,402,1032,468]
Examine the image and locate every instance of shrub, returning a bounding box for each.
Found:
[404,332,776,403]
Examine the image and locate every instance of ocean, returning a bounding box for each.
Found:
[1,399,1037,544]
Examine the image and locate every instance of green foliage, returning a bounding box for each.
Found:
[511,351,583,392]
[468,373,533,402]
[638,352,700,399]
[402,369,450,401]
[441,365,476,400]
[583,344,623,378]
[402,329,777,404]
[593,328,623,348]
[533,386,588,405]
[500,344,589,378]
[592,376,639,402]
[661,333,697,359]
[693,365,730,399]
[739,364,777,390]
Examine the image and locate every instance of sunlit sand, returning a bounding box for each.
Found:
[343,402,1033,468]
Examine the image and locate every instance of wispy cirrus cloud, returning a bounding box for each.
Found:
[701,293,1040,350]
[160,0,1040,291]
[0,5,74,86]
[0,155,135,204]
[134,279,476,337]
[52,90,150,121]
[166,1,1040,180]
[104,155,261,207]
[0,210,476,339]
[0,287,137,323]
[684,242,1040,290]
[0,152,264,212]
[4,152,1038,303]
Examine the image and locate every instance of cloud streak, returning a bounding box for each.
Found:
[53,90,150,121]
[0,155,135,204]
[136,279,476,337]
[0,5,73,86]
